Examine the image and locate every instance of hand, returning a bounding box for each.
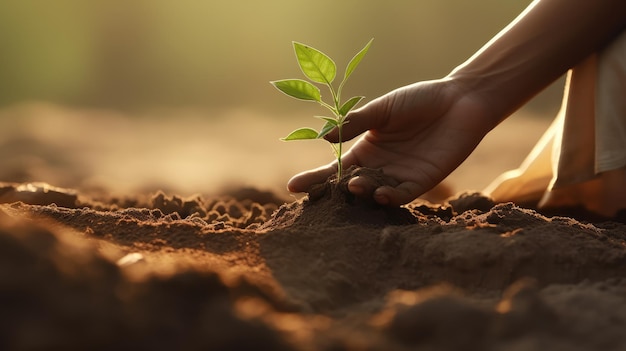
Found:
[287,78,498,206]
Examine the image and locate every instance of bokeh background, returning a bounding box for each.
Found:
[0,0,560,198]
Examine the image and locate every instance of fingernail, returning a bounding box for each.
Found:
[374,191,389,205]
[348,183,364,195]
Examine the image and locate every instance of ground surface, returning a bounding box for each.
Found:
[1,173,625,351]
[1,104,625,350]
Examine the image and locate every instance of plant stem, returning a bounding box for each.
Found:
[326,80,344,180]
[327,81,339,111]
[318,100,338,115]
[337,122,343,179]
[337,80,346,108]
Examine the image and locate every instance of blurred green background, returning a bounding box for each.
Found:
[0,0,561,115]
[0,0,565,196]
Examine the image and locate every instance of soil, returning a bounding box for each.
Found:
[1,166,626,351]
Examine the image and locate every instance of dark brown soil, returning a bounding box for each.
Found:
[1,169,626,351]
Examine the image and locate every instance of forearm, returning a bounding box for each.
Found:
[448,0,626,124]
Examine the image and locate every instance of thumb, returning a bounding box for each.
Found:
[324,96,388,143]
[287,163,337,193]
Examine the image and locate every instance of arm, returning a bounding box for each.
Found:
[288,0,626,206]
[449,0,626,126]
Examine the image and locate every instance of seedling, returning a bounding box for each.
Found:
[271,39,373,179]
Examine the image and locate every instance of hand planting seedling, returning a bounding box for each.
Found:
[271,39,373,179]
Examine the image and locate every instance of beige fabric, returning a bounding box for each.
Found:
[596,31,626,173]
[485,30,626,217]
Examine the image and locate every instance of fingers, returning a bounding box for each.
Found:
[347,175,380,198]
[324,98,387,143]
[349,175,424,206]
[372,182,424,207]
[287,163,337,193]
[290,165,425,206]
[287,149,363,193]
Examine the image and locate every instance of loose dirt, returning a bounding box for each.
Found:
[1,166,625,351]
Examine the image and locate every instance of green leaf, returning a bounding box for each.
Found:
[281,127,319,141]
[339,96,364,116]
[315,116,339,138]
[314,115,339,126]
[293,42,336,85]
[271,79,321,101]
[317,121,336,138]
[344,38,373,82]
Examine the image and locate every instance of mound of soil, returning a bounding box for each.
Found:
[1,169,626,351]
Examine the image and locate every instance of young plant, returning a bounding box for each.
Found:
[271,39,373,179]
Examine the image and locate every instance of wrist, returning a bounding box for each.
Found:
[442,74,507,131]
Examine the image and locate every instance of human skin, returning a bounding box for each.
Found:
[287,0,626,206]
